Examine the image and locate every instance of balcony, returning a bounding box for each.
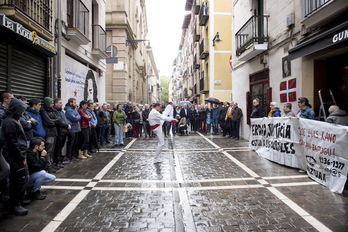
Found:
[91,25,107,59]
[301,0,348,29]
[66,1,90,45]
[199,39,209,60]
[193,55,200,69]
[193,0,201,15]
[0,0,53,40]
[199,2,209,26]
[235,15,269,61]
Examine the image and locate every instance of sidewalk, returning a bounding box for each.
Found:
[0,133,347,231]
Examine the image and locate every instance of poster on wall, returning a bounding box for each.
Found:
[64,56,98,103]
[250,117,348,194]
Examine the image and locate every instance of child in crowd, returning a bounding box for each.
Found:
[206,113,212,134]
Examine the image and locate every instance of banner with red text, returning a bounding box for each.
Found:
[250,117,348,194]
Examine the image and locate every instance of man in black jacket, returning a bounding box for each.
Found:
[250,98,264,118]
[40,97,59,172]
[26,137,56,200]
[1,98,29,215]
[53,98,71,167]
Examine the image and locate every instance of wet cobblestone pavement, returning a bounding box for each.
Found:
[1,132,348,231]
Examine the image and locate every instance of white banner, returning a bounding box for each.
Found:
[250,118,348,194]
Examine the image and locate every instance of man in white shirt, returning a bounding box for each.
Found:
[148,103,177,163]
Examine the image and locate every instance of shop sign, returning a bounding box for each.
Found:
[0,13,56,54]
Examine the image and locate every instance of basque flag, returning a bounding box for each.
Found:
[280,78,296,102]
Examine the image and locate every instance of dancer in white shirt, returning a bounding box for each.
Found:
[148,103,177,163]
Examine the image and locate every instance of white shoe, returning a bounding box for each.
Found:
[154,159,164,163]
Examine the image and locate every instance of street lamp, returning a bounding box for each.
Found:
[126,39,152,49]
[212,32,221,46]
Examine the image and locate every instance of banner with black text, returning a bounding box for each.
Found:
[249,118,348,194]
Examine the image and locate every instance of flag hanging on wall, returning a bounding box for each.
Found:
[280,78,297,102]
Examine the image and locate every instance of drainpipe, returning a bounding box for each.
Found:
[54,1,62,98]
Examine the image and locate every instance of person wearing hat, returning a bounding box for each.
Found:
[148,103,178,163]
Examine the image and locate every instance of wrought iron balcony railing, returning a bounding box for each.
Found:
[302,0,332,18]
[235,15,269,56]
[199,2,208,26]
[0,0,53,31]
[199,38,209,60]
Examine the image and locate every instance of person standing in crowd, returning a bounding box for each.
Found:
[142,104,151,138]
[149,103,177,163]
[124,102,134,138]
[1,98,29,215]
[268,102,281,117]
[199,104,207,132]
[225,102,234,138]
[64,98,81,163]
[113,104,127,146]
[138,104,144,137]
[250,98,264,118]
[231,102,243,140]
[220,101,229,136]
[78,101,92,159]
[17,96,37,147]
[211,104,221,135]
[27,98,46,139]
[326,105,348,126]
[53,98,71,167]
[0,91,14,204]
[99,103,111,145]
[282,103,296,117]
[206,113,212,134]
[86,102,98,154]
[191,105,200,132]
[40,97,59,172]
[165,102,177,136]
[26,137,56,200]
[132,107,141,138]
[297,97,315,119]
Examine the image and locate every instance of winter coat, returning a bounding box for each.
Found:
[232,107,243,122]
[20,111,38,142]
[64,105,81,133]
[211,107,221,119]
[40,97,58,137]
[78,108,91,128]
[27,107,46,138]
[53,106,71,135]
[113,110,126,125]
[268,107,281,117]
[1,98,28,166]
[26,148,46,175]
[326,109,348,126]
[142,109,150,124]
[250,104,264,118]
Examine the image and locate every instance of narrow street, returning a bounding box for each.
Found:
[1,133,347,232]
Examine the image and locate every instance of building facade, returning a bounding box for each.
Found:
[170,0,233,104]
[232,0,348,139]
[0,0,107,104]
[105,0,158,104]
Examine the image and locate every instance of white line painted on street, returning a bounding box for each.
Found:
[41,139,137,232]
[201,134,332,232]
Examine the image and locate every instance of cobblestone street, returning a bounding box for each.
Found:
[0,132,347,231]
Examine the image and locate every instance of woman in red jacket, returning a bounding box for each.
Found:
[78,101,92,159]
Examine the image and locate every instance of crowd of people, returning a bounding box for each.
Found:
[1,90,347,216]
[250,96,348,125]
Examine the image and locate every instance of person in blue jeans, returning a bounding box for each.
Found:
[26,137,56,200]
[210,104,221,134]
